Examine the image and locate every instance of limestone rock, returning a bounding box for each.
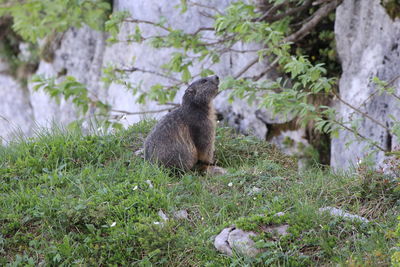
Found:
[214,227,263,257]
[29,26,107,129]
[332,0,400,169]
[135,148,144,158]
[173,209,189,220]
[248,186,262,196]
[145,179,154,189]
[227,228,261,257]
[214,227,235,256]
[0,61,33,143]
[206,166,228,176]
[262,224,289,236]
[158,209,169,222]
[319,207,370,223]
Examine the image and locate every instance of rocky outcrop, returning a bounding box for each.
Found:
[30,26,107,128]
[332,0,400,169]
[0,26,107,143]
[0,60,33,142]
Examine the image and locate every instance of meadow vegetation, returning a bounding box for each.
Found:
[1,121,398,266]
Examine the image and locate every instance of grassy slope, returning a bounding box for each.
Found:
[0,121,398,266]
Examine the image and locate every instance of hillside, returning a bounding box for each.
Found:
[1,121,399,266]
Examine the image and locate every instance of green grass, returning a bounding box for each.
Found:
[0,121,399,266]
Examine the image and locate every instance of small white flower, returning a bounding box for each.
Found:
[228,182,233,187]
[133,185,138,190]
[110,222,116,227]
[153,221,161,225]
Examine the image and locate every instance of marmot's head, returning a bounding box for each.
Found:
[182,75,219,106]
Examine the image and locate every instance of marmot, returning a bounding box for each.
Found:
[144,75,219,171]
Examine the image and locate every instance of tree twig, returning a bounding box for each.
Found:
[332,118,386,152]
[357,74,400,110]
[285,0,342,43]
[124,18,170,32]
[191,27,214,35]
[234,1,341,79]
[111,106,178,116]
[116,67,181,82]
[234,58,259,79]
[333,91,391,132]
[188,0,223,15]
[256,1,289,22]
[253,57,280,81]
[266,0,313,23]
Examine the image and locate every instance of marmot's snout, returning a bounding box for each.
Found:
[205,75,219,97]
[180,75,221,106]
[211,75,219,85]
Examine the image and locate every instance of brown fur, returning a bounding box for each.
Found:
[144,76,219,171]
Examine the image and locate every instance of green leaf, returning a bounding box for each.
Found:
[181,67,191,82]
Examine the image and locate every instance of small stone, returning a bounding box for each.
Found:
[248,186,262,195]
[274,212,285,217]
[207,166,228,176]
[214,227,234,256]
[214,227,263,257]
[145,179,154,188]
[319,207,369,223]
[158,209,169,222]
[227,229,262,257]
[173,209,189,220]
[134,148,144,158]
[262,224,289,236]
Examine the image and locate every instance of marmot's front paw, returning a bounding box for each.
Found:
[206,166,227,176]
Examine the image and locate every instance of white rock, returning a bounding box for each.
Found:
[207,166,228,176]
[262,224,289,236]
[145,179,154,188]
[0,74,33,143]
[134,148,144,157]
[173,209,189,220]
[319,207,370,223]
[158,209,169,222]
[214,223,290,257]
[227,228,262,257]
[248,186,262,196]
[214,227,235,256]
[332,0,400,170]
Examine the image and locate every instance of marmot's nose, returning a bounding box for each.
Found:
[211,75,219,83]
